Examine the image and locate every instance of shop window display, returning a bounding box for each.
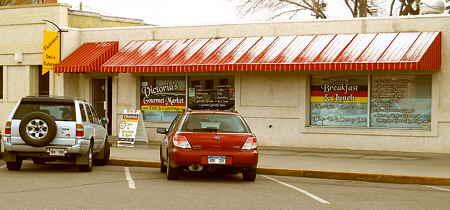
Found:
[188,77,235,110]
[310,75,432,129]
[370,75,431,129]
[310,76,368,127]
[140,77,186,122]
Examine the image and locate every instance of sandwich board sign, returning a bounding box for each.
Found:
[118,110,148,146]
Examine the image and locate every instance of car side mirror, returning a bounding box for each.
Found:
[100,117,109,127]
[156,127,168,135]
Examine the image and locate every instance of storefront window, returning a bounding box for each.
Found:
[370,75,432,129]
[310,76,368,127]
[310,75,432,129]
[140,77,186,122]
[188,76,235,110]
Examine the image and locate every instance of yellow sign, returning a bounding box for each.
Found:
[141,105,185,112]
[42,30,60,75]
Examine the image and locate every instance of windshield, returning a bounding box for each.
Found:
[181,113,250,133]
[13,101,76,121]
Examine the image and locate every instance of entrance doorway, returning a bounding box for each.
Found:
[92,77,112,134]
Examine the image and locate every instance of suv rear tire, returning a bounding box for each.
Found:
[78,147,93,172]
[6,159,22,171]
[94,140,110,166]
[19,112,57,147]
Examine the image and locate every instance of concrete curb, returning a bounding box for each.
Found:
[108,158,450,186]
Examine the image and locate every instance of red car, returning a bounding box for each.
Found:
[158,110,258,181]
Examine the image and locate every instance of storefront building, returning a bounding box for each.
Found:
[1,4,449,154]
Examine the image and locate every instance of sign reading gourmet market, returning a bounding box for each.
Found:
[140,78,186,112]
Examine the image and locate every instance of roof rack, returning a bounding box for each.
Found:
[24,95,87,102]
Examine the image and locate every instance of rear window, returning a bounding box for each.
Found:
[181,113,250,133]
[13,101,76,121]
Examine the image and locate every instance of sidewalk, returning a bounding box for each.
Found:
[110,142,450,179]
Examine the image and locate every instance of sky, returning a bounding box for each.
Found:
[57,0,410,26]
[59,0,246,25]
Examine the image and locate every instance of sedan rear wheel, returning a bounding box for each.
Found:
[243,167,256,182]
[166,155,179,180]
[160,147,167,173]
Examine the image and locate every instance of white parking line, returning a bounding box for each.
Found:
[426,185,450,192]
[262,175,330,205]
[124,167,136,189]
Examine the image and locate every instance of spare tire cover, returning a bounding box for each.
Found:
[19,112,57,147]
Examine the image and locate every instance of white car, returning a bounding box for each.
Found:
[2,96,110,172]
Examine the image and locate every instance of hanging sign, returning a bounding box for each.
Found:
[42,30,60,75]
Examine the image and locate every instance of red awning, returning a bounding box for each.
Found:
[55,42,118,73]
[56,32,441,73]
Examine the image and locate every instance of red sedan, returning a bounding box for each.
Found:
[158,110,258,181]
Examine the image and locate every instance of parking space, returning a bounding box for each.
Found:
[0,161,449,210]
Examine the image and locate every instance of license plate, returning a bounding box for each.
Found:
[208,156,226,165]
[48,148,67,156]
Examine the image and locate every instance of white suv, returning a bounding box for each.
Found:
[2,96,110,172]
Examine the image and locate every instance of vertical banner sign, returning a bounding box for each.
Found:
[42,30,60,75]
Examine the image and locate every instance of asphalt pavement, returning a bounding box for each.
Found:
[110,143,450,179]
[1,160,450,210]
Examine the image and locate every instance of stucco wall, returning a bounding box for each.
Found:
[71,15,450,153]
[68,14,144,29]
[0,4,69,133]
[1,6,449,153]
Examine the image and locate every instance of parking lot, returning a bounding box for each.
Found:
[0,160,449,210]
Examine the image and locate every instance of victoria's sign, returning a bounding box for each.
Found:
[140,78,186,112]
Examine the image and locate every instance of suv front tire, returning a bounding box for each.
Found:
[6,159,23,171]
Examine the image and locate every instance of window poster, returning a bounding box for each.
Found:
[140,77,186,122]
[310,76,368,127]
[188,77,235,110]
[370,75,431,129]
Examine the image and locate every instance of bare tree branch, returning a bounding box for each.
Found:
[0,0,12,6]
[269,8,304,19]
[389,0,396,16]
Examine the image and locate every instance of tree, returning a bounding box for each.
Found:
[236,0,328,19]
[0,0,12,6]
[390,0,421,16]
[235,0,377,20]
[344,0,372,17]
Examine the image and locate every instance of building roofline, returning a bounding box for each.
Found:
[78,14,449,32]
[0,3,70,10]
[68,9,146,24]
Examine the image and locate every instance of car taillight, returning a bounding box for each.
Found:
[173,135,191,149]
[4,121,11,136]
[242,136,257,150]
[76,124,84,138]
